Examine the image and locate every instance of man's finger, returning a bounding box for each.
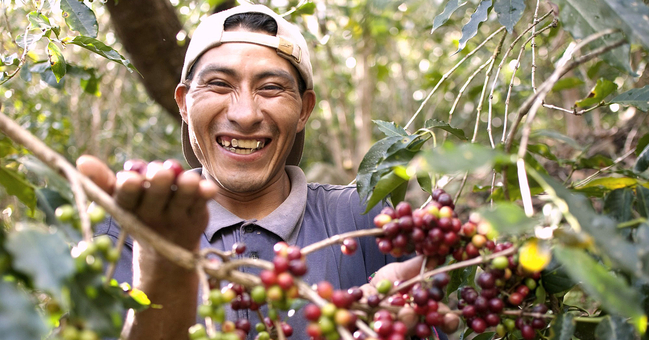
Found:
[114,171,145,211]
[76,155,116,195]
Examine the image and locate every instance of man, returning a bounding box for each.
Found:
[83,4,459,340]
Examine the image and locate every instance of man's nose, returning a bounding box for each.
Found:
[226,92,263,130]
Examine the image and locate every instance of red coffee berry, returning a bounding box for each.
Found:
[415,323,432,338]
[517,285,530,297]
[431,188,445,201]
[260,270,277,287]
[341,238,358,255]
[485,313,501,326]
[462,305,477,319]
[488,298,504,313]
[163,159,184,177]
[366,294,380,307]
[273,256,289,273]
[398,216,414,231]
[232,242,246,255]
[508,292,524,306]
[425,311,443,326]
[304,304,321,322]
[521,324,536,340]
[235,319,251,333]
[374,213,393,228]
[380,207,397,219]
[532,317,546,329]
[288,259,307,276]
[395,201,412,218]
[277,272,294,290]
[123,159,147,174]
[280,323,293,337]
[332,290,353,309]
[317,281,334,300]
[477,272,496,289]
[432,273,450,288]
[470,318,487,333]
[348,286,363,301]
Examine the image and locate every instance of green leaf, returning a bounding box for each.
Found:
[431,0,468,33]
[0,280,48,340]
[603,188,633,222]
[15,31,44,49]
[635,143,649,173]
[363,170,409,214]
[494,0,525,33]
[422,119,468,140]
[472,332,495,340]
[636,133,649,157]
[595,315,636,340]
[5,229,75,300]
[47,41,66,83]
[549,313,576,340]
[374,120,408,137]
[477,202,538,236]
[418,142,512,175]
[65,36,137,73]
[0,165,36,212]
[60,0,98,38]
[531,130,583,150]
[357,136,402,203]
[574,177,637,197]
[416,172,432,194]
[19,155,74,203]
[554,245,646,332]
[552,77,585,91]
[542,258,576,294]
[611,85,649,112]
[576,79,618,107]
[637,185,649,218]
[447,265,477,296]
[27,11,51,30]
[456,0,493,54]
[527,143,558,161]
[292,2,316,15]
[553,0,648,74]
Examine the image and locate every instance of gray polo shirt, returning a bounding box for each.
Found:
[98,166,447,340]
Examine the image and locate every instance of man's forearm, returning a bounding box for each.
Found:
[122,242,199,340]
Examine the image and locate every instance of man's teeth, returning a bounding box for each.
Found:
[218,137,265,153]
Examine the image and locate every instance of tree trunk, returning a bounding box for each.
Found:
[105,0,187,121]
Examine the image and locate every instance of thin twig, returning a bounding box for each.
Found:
[404,27,506,130]
[574,148,636,188]
[531,0,542,93]
[444,61,490,144]
[501,21,557,144]
[200,247,232,262]
[301,228,384,255]
[197,265,217,338]
[0,26,30,85]
[64,168,92,242]
[386,247,517,296]
[476,31,507,147]
[104,231,128,284]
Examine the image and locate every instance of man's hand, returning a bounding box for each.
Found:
[76,155,218,340]
[76,155,218,251]
[362,256,461,335]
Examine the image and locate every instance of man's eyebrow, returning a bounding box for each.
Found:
[254,70,298,87]
[196,65,238,80]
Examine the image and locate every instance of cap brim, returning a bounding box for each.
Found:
[182,122,304,168]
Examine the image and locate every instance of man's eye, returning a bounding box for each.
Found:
[261,85,283,91]
[209,81,230,87]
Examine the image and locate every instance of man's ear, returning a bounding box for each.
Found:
[175,83,189,123]
[297,90,316,132]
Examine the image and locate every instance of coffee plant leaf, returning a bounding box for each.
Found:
[635,143,649,173]
[636,185,649,218]
[5,228,75,301]
[552,77,585,91]
[65,36,137,73]
[47,41,66,83]
[456,0,493,54]
[574,177,637,197]
[0,136,20,158]
[363,169,408,213]
[0,280,48,340]
[611,85,649,112]
[431,0,467,33]
[0,165,36,212]
[472,332,496,340]
[416,171,432,194]
[494,0,525,33]
[422,119,468,140]
[636,133,649,157]
[61,0,98,38]
[531,130,583,150]
[576,154,614,170]
[357,136,402,204]
[476,202,538,236]
[527,143,558,161]
[603,188,634,222]
[549,312,576,340]
[417,142,512,175]
[374,120,408,137]
[27,11,52,31]
[15,31,44,49]
[19,155,74,203]
[542,258,576,294]
[595,315,637,340]
[68,271,136,337]
[553,0,644,75]
[554,245,646,332]
[447,264,477,296]
[575,79,618,108]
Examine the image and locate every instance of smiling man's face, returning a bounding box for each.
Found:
[175,39,315,195]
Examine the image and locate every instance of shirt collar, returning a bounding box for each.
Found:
[203,166,307,245]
